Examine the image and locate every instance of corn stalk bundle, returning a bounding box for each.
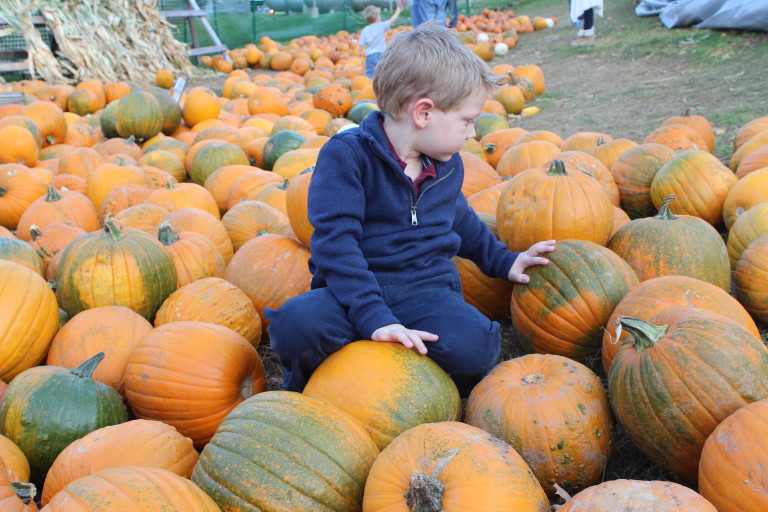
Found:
[1,0,204,83]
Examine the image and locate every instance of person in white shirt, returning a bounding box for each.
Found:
[359,3,403,78]
[569,0,603,46]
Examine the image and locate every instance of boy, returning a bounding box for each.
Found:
[265,25,555,396]
[358,3,402,78]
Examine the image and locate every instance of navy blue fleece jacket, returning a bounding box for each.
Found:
[307,111,519,338]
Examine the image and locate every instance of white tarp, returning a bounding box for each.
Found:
[635,0,768,32]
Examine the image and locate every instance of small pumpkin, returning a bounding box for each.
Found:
[558,479,717,511]
[0,457,37,512]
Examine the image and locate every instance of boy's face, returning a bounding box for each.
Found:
[417,89,487,162]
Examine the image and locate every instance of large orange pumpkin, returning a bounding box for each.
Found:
[362,421,549,512]
[727,202,768,268]
[155,222,226,287]
[124,321,265,449]
[609,142,677,217]
[41,419,198,506]
[558,479,717,511]
[466,354,614,497]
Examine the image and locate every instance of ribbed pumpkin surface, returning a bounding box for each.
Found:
[192,391,379,512]
[55,220,177,321]
[43,466,221,512]
[363,421,549,512]
[303,341,462,451]
[608,307,768,485]
[558,479,717,511]
[511,239,638,360]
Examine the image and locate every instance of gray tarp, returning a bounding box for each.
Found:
[635,0,768,32]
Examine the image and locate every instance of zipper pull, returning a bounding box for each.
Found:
[410,206,418,225]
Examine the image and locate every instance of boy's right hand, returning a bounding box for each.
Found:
[371,324,438,355]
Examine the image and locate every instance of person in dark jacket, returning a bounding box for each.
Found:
[265,24,555,396]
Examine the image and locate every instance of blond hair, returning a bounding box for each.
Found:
[373,23,502,120]
[363,5,381,24]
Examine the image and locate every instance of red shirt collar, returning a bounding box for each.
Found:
[379,117,436,194]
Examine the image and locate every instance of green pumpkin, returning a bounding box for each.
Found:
[347,100,379,124]
[99,100,120,139]
[189,141,249,185]
[0,353,129,486]
[192,391,379,512]
[0,236,45,276]
[262,130,307,171]
[144,86,183,136]
[55,217,177,321]
[115,91,163,141]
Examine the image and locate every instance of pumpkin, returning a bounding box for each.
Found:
[466,354,614,497]
[55,217,177,321]
[601,275,760,373]
[607,308,768,485]
[735,144,768,178]
[156,222,226,287]
[607,195,731,290]
[124,321,265,448]
[313,82,352,118]
[303,341,461,450]
[145,179,220,218]
[584,137,638,171]
[155,207,234,264]
[0,260,59,382]
[495,140,561,178]
[114,91,163,141]
[225,234,311,335]
[496,160,614,252]
[86,160,149,211]
[722,167,768,229]
[551,151,620,206]
[557,479,717,511]
[21,101,67,147]
[480,127,528,169]
[203,164,254,213]
[221,200,294,252]
[112,203,168,233]
[0,434,30,482]
[453,256,514,320]
[42,466,221,512]
[0,353,129,485]
[363,421,549,512]
[649,149,737,226]
[272,147,320,180]
[16,186,100,240]
[661,111,715,152]
[609,142,678,217]
[643,123,708,152]
[727,202,768,268]
[143,86,183,135]
[93,136,143,161]
[57,147,104,179]
[560,131,613,152]
[699,398,768,512]
[0,457,37,512]
[246,87,289,116]
[182,86,221,128]
[189,140,249,185]
[459,151,501,197]
[510,239,638,359]
[226,169,284,210]
[154,277,261,346]
[734,234,768,324]
[262,130,307,171]
[41,419,198,506]
[0,167,47,230]
[98,184,152,221]
[45,306,153,397]
[0,237,45,276]
[192,391,378,512]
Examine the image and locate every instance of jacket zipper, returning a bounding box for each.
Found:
[369,141,455,226]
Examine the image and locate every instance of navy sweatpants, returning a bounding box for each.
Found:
[265,273,501,396]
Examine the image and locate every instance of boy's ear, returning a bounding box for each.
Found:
[412,98,434,128]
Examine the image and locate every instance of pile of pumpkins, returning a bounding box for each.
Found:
[203,9,554,74]
[0,56,767,512]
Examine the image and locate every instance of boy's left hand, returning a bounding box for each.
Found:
[508,240,556,283]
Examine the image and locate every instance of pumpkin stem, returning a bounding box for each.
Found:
[655,195,677,220]
[71,352,106,378]
[29,224,43,242]
[11,481,36,505]
[0,185,7,197]
[522,373,543,384]
[45,185,62,202]
[596,136,605,146]
[614,316,669,353]
[102,215,126,242]
[165,177,177,190]
[404,472,444,512]
[279,177,290,190]
[547,160,567,176]
[158,222,180,245]
[483,142,497,154]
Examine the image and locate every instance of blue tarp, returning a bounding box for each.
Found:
[635,0,768,32]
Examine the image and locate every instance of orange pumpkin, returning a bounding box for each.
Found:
[156,222,226,287]
[313,82,352,118]
[558,480,717,511]
[155,207,234,264]
[0,457,37,512]
[182,86,221,128]
[124,321,265,448]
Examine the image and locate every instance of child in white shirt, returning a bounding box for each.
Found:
[359,4,402,78]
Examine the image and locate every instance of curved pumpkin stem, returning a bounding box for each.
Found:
[547,160,567,176]
[158,222,180,245]
[655,194,677,220]
[614,316,669,353]
[71,352,106,378]
[0,185,7,197]
[29,224,43,241]
[11,481,37,505]
[45,185,62,202]
[522,373,543,384]
[404,473,444,512]
[102,216,126,242]
[165,177,177,190]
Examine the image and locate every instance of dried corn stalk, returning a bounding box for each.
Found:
[1,0,209,83]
